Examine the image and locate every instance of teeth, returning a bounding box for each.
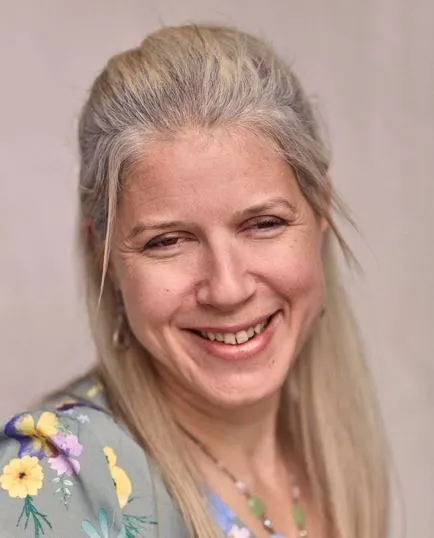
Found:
[198,318,269,345]
[223,333,236,345]
[235,330,249,344]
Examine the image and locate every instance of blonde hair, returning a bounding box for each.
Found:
[78,24,389,538]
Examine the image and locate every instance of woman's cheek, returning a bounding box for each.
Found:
[121,262,194,328]
[257,240,322,293]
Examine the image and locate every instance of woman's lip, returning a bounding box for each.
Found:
[186,312,276,334]
[187,311,282,361]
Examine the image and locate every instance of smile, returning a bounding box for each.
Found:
[190,315,273,346]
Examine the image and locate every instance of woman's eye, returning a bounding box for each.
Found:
[144,236,184,251]
[248,217,289,231]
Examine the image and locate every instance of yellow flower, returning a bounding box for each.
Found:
[0,455,44,498]
[110,465,132,508]
[53,399,78,411]
[86,382,103,398]
[103,446,132,509]
[5,412,59,459]
[103,446,117,468]
[16,412,57,438]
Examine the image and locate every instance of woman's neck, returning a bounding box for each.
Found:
[163,380,285,482]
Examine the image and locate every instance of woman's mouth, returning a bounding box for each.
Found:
[186,312,280,361]
[192,315,273,345]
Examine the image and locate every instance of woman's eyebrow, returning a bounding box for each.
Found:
[126,198,296,240]
[126,220,189,241]
[238,197,297,218]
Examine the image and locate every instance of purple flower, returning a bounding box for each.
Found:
[54,400,87,413]
[3,412,58,459]
[48,432,83,477]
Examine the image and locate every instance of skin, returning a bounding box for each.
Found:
[111,127,327,536]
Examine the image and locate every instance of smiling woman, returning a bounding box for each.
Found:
[0,25,389,538]
[111,128,327,410]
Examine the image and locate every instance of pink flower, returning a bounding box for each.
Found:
[48,432,83,477]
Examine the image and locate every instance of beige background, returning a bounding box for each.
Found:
[0,1,432,535]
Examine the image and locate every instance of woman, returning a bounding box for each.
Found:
[0,25,389,538]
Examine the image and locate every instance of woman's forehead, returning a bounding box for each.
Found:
[120,128,300,213]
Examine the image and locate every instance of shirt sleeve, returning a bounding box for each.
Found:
[0,401,161,538]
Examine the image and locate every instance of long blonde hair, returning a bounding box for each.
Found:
[77,25,389,538]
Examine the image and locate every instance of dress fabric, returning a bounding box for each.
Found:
[0,376,282,538]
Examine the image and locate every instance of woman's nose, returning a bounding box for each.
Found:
[195,244,256,311]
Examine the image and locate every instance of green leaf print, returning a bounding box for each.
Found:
[16,495,53,538]
[81,508,126,538]
[122,513,158,538]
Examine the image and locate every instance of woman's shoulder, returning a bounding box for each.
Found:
[0,376,186,537]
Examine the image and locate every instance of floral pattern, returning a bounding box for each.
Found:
[0,379,281,538]
[0,455,44,498]
[228,526,252,538]
[17,495,53,537]
[103,447,132,509]
[4,412,58,459]
[0,408,81,536]
[207,488,285,538]
[0,453,52,537]
[48,431,83,476]
[82,508,126,538]
[0,394,159,537]
[86,381,104,399]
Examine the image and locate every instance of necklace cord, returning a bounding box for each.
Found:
[179,425,308,537]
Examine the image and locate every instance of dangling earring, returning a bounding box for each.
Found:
[112,293,130,350]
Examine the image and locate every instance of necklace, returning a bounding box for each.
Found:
[181,427,308,537]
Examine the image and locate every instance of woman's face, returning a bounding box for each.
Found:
[111,128,327,409]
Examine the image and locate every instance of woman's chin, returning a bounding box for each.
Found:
[196,371,288,410]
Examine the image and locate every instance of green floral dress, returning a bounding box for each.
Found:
[0,377,190,537]
[0,377,268,538]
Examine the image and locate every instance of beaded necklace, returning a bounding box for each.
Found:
[182,427,308,537]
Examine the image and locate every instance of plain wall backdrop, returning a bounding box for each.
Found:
[0,1,433,536]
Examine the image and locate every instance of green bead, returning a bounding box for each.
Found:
[292,504,305,529]
[248,495,266,518]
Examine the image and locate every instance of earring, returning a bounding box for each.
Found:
[112,293,130,350]
[320,307,326,319]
